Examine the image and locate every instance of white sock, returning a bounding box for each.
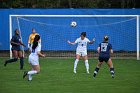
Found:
[85,60,89,71]
[74,59,79,70]
[28,70,37,75]
[28,74,32,81]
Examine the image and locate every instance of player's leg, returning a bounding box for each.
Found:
[28,65,40,81]
[106,58,115,78]
[18,51,24,70]
[23,64,40,81]
[4,50,18,66]
[23,57,40,81]
[82,55,89,74]
[93,57,103,77]
[73,54,80,73]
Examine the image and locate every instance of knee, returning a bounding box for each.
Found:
[97,62,102,67]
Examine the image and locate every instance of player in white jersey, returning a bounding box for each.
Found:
[23,35,45,81]
[68,32,95,74]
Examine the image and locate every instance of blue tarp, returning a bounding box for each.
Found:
[0,9,140,51]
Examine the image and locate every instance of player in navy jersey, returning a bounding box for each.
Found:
[4,29,26,70]
[93,36,115,78]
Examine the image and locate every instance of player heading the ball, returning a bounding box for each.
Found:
[67,32,95,74]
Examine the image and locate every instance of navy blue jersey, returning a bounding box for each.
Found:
[11,35,21,51]
[99,42,112,57]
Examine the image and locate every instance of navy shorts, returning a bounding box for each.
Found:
[11,46,21,51]
[98,56,110,62]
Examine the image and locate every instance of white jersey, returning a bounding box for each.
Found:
[29,43,41,58]
[29,43,41,66]
[75,37,90,52]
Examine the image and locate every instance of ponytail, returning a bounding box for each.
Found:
[32,35,40,50]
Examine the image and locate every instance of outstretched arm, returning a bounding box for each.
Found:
[89,38,96,44]
[67,40,76,45]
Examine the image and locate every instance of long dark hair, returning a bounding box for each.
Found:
[32,35,40,50]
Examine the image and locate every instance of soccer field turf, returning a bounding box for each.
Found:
[0,58,140,93]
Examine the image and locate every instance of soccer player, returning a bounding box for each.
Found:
[67,32,95,74]
[4,29,26,70]
[23,35,45,81]
[28,28,39,49]
[93,36,115,78]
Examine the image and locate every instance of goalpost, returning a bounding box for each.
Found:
[9,15,139,60]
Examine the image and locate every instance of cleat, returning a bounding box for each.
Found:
[73,70,77,74]
[111,75,114,78]
[23,71,28,79]
[87,70,90,74]
[28,80,32,82]
[93,73,96,77]
[4,61,7,67]
[20,68,24,70]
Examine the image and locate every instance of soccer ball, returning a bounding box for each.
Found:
[71,21,77,27]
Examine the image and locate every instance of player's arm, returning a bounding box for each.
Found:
[28,34,31,48]
[37,44,45,57]
[110,44,113,54]
[110,49,113,54]
[97,47,101,53]
[20,41,26,47]
[37,52,45,57]
[10,36,20,46]
[88,38,95,44]
[10,40,20,46]
[67,40,76,45]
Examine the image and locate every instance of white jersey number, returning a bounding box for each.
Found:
[101,43,108,52]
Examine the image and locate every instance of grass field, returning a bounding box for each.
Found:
[0,58,140,93]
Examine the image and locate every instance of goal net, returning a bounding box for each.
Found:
[9,15,139,60]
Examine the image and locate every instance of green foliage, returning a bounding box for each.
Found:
[0,0,139,8]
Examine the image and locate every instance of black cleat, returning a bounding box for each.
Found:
[23,71,28,79]
[4,61,7,67]
[93,73,96,77]
[111,75,114,78]
[20,68,24,70]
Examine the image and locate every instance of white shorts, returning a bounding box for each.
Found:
[76,50,87,57]
[28,55,39,65]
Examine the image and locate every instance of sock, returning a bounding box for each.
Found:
[93,67,100,77]
[27,70,37,75]
[85,60,89,71]
[28,74,32,81]
[110,68,115,75]
[6,58,18,63]
[74,59,79,70]
[20,57,24,69]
